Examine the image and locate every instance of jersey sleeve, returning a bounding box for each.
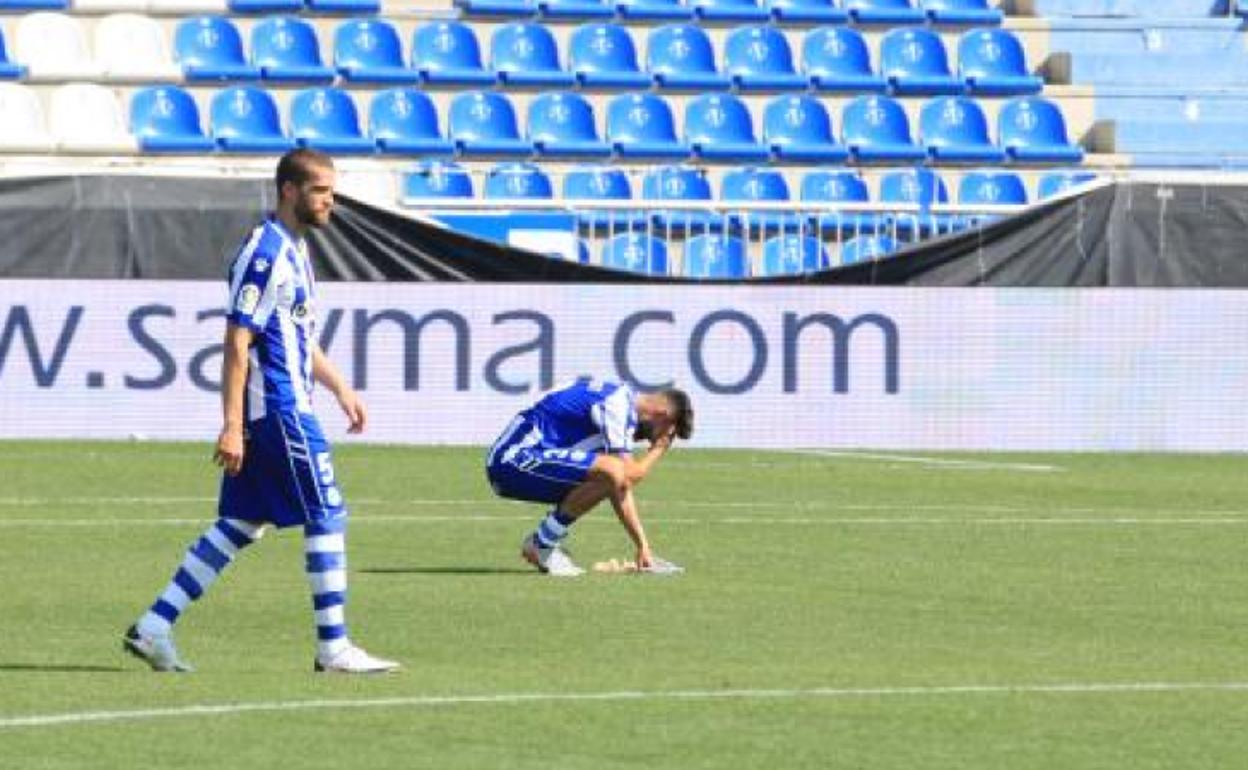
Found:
[592,386,636,454]
[226,245,285,332]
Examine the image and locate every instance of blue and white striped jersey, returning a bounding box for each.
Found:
[225,216,318,421]
[523,379,637,454]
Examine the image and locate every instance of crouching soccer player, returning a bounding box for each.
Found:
[122,149,397,674]
[485,379,693,577]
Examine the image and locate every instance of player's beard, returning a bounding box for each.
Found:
[295,197,331,229]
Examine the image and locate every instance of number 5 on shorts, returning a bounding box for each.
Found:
[316,452,335,485]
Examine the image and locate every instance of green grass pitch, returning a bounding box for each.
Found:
[2,441,1248,769]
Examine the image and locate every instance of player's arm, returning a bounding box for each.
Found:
[214,323,254,476]
[311,343,366,434]
[606,427,675,568]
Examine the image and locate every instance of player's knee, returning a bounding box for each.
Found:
[592,456,631,495]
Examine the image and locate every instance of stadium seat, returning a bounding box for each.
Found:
[762,94,849,163]
[921,0,1002,25]
[289,88,375,154]
[762,234,828,275]
[454,0,537,17]
[692,0,769,22]
[0,29,28,80]
[370,88,455,155]
[448,90,532,156]
[400,159,474,201]
[307,0,381,12]
[601,232,669,274]
[723,25,809,92]
[1,0,67,8]
[721,166,796,233]
[491,23,575,88]
[957,170,1026,227]
[879,167,953,238]
[130,85,215,152]
[766,0,847,24]
[841,95,925,163]
[484,162,554,199]
[1037,170,1097,200]
[147,0,230,9]
[684,93,768,162]
[606,92,688,159]
[174,16,260,82]
[568,23,651,89]
[685,234,749,279]
[958,28,1043,96]
[801,168,881,236]
[844,0,924,24]
[564,165,646,230]
[251,17,336,83]
[95,13,182,82]
[0,83,53,152]
[919,96,1005,163]
[802,27,887,93]
[538,0,615,18]
[229,0,301,12]
[839,234,899,264]
[879,28,963,96]
[646,24,730,91]
[15,12,102,80]
[49,83,135,153]
[528,91,611,158]
[616,0,693,20]
[334,19,419,84]
[642,164,720,232]
[210,86,295,152]
[998,96,1084,164]
[411,21,495,86]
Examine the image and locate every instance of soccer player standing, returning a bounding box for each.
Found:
[485,379,693,576]
[123,149,398,673]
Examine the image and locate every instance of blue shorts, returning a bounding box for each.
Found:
[219,410,347,530]
[485,416,598,505]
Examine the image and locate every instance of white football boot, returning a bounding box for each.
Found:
[314,644,400,674]
[521,535,585,577]
[122,625,194,672]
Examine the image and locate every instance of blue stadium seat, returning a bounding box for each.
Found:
[564,165,647,230]
[998,96,1084,163]
[684,93,768,162]
[411,21,495,86]
[602,232,669,274]
[723,25,809,92]
[569,24,651,89]
[575,240,591,263]
[922,0,1002,25]
[642,164,720,232]
[448,91,532,157]
[0,0,66,7]
[721,166,796,233]
[131,86,215,153]
[685,235,749,279]
[251,17,335,83]
[334,19,418,84]
[308,0,381,11]
[484,162,554,199]
[879,28,963,96]
[766,0,847,24]
[1037,170,1097,200]
[616,0,693,19]
[958,28,1043,96]
[802,27,887,93]
[528,91,611,158]
[539,0,615,18]
[491,23,575,87]
[290,88,375,154]
[370,88,454,155]
[763,94,849,162]
[762,234,828,275]
[646,23,730,91]
[801,169,881,236]
[401,159,474,200]
[210,86,295,152]
[879,167,953,238]
[174,16,259,82]
[841,95,925,162]
[230,0,302,12]
[454,0,537,17]
[839,234,899,264]
[0,28,26,79]
[919,96,1005,163]
[957,170,1026,227]
[692,0,769,22]
[845,0,924,24]
[606,92,688,159]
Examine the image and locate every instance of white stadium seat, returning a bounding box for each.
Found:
[72,0,150,13]
[48,83,137,153]
[145,0,230,11]
[14,13,103,81]
[0,83,54,152]
[95,13,182,81]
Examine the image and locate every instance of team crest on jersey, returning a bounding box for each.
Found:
[253,257,270,272]
[236,284,261,314]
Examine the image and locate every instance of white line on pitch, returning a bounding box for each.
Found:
[788,449,1064,473]
[2,681,1247,731]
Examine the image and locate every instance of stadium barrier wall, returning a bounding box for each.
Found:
[1,280,1243,452]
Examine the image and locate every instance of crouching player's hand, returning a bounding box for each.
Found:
[635,544,654,570]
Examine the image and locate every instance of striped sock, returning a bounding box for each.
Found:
[532,509,575,549]
[305,520,350,660]
[137,518,264,636]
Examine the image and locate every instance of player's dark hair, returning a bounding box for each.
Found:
[661,388,694,440]
[275,148,334,195]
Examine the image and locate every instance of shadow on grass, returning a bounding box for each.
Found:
[0,663,126,673]
[361,566,533,576]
